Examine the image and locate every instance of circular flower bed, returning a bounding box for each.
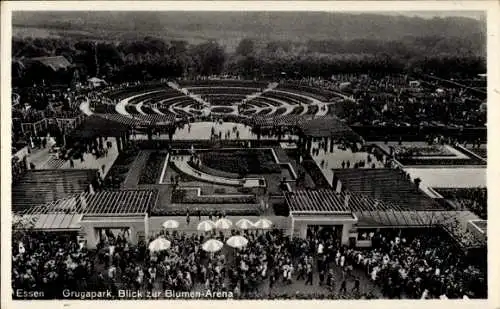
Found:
[211,106,234,113]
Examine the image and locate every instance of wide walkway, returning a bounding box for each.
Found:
[25,138,118,178]
[59,138,119,178]
[310,141,385,186]
[130,121,298,141]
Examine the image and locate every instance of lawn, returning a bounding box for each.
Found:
[199,149,281,176]
[138,152,167,184]
[211,106,234,113]
[102,146,139,189]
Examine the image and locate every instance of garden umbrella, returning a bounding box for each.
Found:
[215,218,232,230]
[162,219,179,229]
[254,218,273,229]
[148,237,171,252]
[235,219,255,230]
[202,239,224,253]
[197,220,216,232]
[226,235,248,249]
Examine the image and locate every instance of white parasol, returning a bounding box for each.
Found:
[226,235,248,249]
[197,220,216,232]
[215,218,232,230]
[148,237,171,252]
[235,219,255,230]
[254,218,273,229]
[201,239,224,253]
[162,219,180,229]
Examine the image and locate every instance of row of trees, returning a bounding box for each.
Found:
[12,36,485,87]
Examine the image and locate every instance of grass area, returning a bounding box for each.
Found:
[211,107,235,113]
[199,149,280,175]
[103,146,139,189]
[138,152,166,184]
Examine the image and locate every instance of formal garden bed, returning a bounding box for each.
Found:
[138,151,166,184]
[256,108,272,115]
[151,200,261,216]
[290,105,305,115]
[393,145,455,157]
[171,188,257,204]
[274,107,288,115]
[124,104,140,115]
[102,144,140,189]
[305,105,319,115]
[211,106,234,114]
[396,156,484,166]
[198,149,280,176]
[373,142,485,166]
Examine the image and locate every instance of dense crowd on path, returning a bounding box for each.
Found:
[12,224,486,300]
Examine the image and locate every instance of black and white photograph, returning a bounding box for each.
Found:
[1,1,498,307]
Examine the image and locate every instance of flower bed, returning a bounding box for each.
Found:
[302,156,330,188]
[138,152,166,184]
[274,107,288,115]
[256,108,272,115]
[151,207,260,216]
[199,149,280,175]
[211,106,234,114]
[290,105,305,115]
[103,145,139,189]
[394,145,455,157]
[171,188,257,204]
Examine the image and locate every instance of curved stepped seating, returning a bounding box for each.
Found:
[178,79,269,88]
[124,104,141,115]
[90,103,118,114]
[105,84,167,102]
[246,97,283,107]
[265,90,313,105]
[157,97,198,115]
[186,87,260,95]
[201,94,247,106]
[276,83,340,101]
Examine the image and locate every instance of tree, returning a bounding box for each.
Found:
[236,38,255,57]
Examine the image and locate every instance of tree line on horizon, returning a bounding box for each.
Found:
[12,36,486,87]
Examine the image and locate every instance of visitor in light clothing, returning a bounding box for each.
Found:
[317,242,324,255]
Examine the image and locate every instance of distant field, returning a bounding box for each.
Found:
[12,11,486,53]
[12,25,252,51]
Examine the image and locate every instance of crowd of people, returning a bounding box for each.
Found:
[438,187,487,220]
[284,74,486,129]
[12,224,486,300]
[346,229,486,299]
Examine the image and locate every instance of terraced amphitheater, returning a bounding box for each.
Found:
[84,80,338,123]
